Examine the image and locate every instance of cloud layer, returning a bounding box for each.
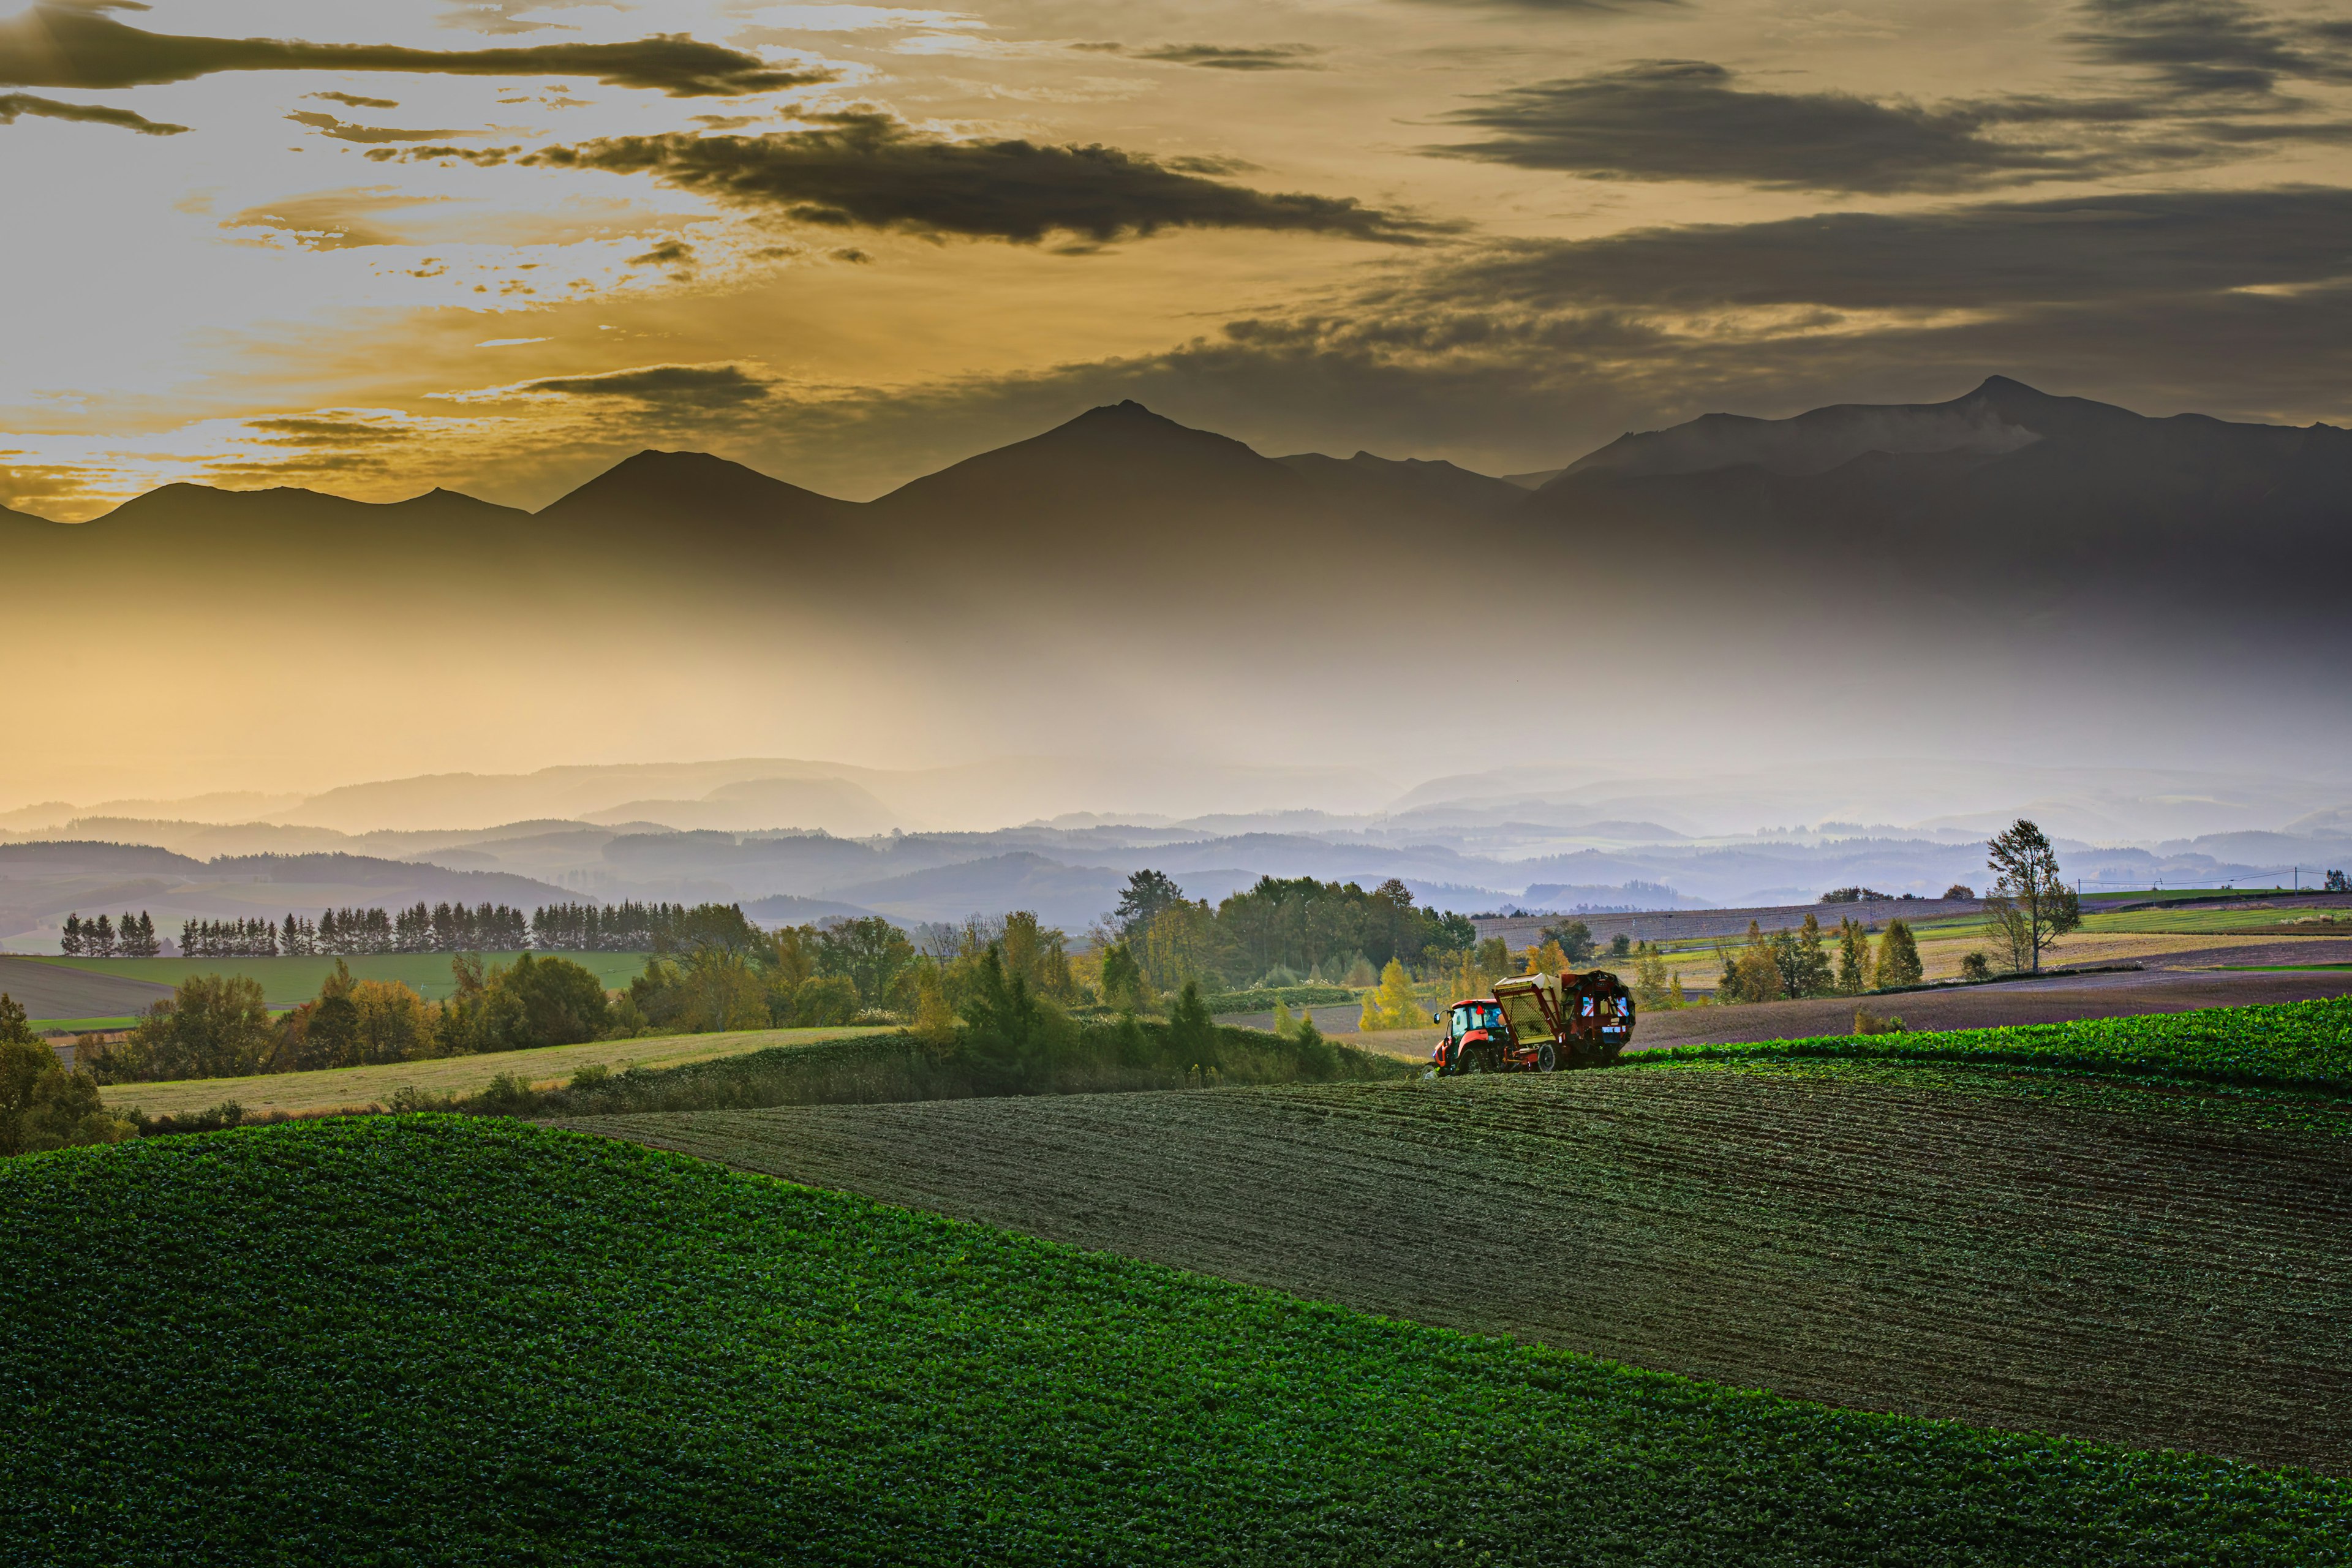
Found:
[0,6,832,96]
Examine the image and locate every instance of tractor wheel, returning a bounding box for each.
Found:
[1458,1048,1485,1075]
[1536,1042,1556,1073]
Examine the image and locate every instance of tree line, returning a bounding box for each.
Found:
[58,913,160,957]
[88,951,617,1083]
[62,901,748,959]
[1097,872,1478,999]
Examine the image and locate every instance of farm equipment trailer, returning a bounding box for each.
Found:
[1432,970,1634,1076]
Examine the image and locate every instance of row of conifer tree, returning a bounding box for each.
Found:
[61,900,728,958]
[57,913,162,958]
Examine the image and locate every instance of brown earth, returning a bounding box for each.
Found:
[1629,962,2352,1049]
[572,1063,2352,1474]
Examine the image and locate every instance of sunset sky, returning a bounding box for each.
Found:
[7,0,2351,520]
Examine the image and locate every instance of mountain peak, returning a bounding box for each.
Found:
[539,448,848,525]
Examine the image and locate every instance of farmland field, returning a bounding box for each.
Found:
[576,1000,2352,1476]
[4,1117,2343,1564]
[97,1024,888,1118]
[23,951,652,1009]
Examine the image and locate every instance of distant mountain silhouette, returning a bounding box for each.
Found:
[1530,376,2352,610]
[538,449,855,552]
[6,377,2345,630]
[1277,450,1527,516]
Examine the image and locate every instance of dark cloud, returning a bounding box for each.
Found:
[521,363,771,407]
[285,110,467,144]
[310,91,400,109]
[1427,187,2352,313]
[0,6,833,97]
[1437,34,2352,194]
[243,416,417,447]
[1436,61,2105,192]
[0,87,182,132]
[2067,0,2352,99]
[1119,44,1324,72]
[522,115,1439,244]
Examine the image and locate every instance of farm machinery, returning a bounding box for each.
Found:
[1431,969,1635,1075]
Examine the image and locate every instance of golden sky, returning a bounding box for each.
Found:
[6,0,2351,520]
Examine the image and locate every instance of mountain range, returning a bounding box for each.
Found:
[11,377,2343,618]
[6,375,2347,842]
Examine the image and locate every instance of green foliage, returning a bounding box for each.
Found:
[1541,918,1596,963]
[1,1117,2340,1564]
[1635,995,2352,1095]
[0,993,133,1155]
[1778,913,1836,998]
[1097,941,1150,1012]
[1716,921,1785,1005]
[1874,919,1926,988]
[92,973,275,1082]
[1836,917,1872,996]
[1112,868,1186,939]
[1961,950,1994,981]
[815,916,918,1009]
[1191,983,1355,1014]
[444,952,609,1054]
[791,974,861,1027]
[1985,819,2082,973]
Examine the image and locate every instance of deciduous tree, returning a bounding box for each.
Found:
[1983,820,2079,974]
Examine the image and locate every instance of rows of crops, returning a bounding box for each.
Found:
[1638,993,2352,1091]
[4,1117,2344,1564]
[585,1055,2352,1476]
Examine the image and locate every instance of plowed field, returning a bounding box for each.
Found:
[572,1063,2352,1475]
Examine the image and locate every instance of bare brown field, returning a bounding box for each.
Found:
[570,1061,2352,1475]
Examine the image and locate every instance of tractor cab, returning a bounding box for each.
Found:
[1433,969,1636,1076]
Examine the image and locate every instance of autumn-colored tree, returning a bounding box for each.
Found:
[1835,918,1873,996]
[1716,922,1786,1005]
[1357,958,1426,1031]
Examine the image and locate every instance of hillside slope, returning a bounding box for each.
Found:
[582,1000,2352,1476]
[4,1117,2342,1564]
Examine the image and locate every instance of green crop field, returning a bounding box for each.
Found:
[27,951,653,1008]
[2081,907,2352,936]
[96,1024,892,1119]
[576,998,2352,1479]
[5,1117,2343,1565]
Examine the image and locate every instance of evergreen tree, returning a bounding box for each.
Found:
[61,914,83,957]
[91,914,115,957]
[1873,919,1924,988]
[1836,917,1872,996]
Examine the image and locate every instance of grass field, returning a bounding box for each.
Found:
[4,1116,2343,1564]
[576,998,2352,1477]
[97,1025,889,1118]
[26,951,652,1008]
[2082,907,2352,935]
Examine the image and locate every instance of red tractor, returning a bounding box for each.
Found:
[1431,970,1635,1076]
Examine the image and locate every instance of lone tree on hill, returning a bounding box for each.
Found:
[1983,819,2080,974]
